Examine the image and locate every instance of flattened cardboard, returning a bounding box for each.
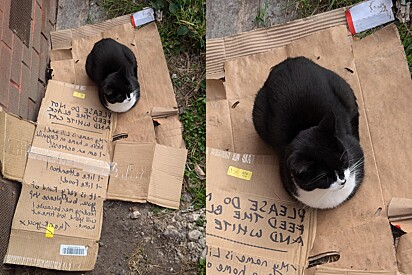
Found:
[107,142,187,209]
[5,81,112,270]
[0,109,35,181]
[50,22,187,209]
[206,12,411,272]
[206,149,317,274]
[352,24,412,205]
[5,16,187,271]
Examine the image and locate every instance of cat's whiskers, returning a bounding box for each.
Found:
[339,150,346,161]
[349,157,364,173]
[307,172,327,185]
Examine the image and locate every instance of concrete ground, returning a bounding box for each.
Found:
[206,0,297,39]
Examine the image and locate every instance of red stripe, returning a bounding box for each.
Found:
[130,14,136,27]
[345,10,356,35]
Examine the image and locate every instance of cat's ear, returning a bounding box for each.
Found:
[318,111,336,134]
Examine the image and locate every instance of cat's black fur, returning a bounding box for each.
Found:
[252,57,364,209]
[86,38,140,112]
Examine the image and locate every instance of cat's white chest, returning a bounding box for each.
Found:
[295,169,357,209]
[106,91,137,113]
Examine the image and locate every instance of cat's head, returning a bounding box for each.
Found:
[286,112,351,192]
[101,66,140,110]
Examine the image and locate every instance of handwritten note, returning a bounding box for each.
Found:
[206,191,313,274]
[43,100,112,134]
[206,246,300,275]
[14,160,107,239]
[33,125,109,161]
[10,81,112,240]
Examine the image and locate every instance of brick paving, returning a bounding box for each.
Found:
[0,0,57,121]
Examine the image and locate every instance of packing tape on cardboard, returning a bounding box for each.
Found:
[28,147,111,176]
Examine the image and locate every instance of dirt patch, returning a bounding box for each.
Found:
[94,202,205,275]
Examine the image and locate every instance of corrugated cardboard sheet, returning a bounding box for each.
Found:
[48,22,187,208]
[206,8,411,274]
[3,19,187,271]
[5,81,112,270]
[0,109,35,182]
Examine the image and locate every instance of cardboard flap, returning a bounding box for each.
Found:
[154,116,185,148]
[4,230,98,271]
[147,144,187,209]
[49,49,72,61]
[388,198,412,233]
[151,107,179,118]
[0,109,35,182]
[108,142,187,209]
[388,198,412,221]
[206,149,317,274]
[396,233,412,274]
[107,142,155,202]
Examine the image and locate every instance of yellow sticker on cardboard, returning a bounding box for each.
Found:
[227,166,252,180]
[45,223,54,238]
[73,91,86,99]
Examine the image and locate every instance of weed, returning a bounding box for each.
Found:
[181,90,206,209]
[197,258,206,275]
[255,0,269,27]
[102,0,205,54]
[195,216,205,227]
[398,23,412,77]
[152,205,174,216]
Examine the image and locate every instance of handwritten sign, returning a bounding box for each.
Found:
[10,81,111,241]
[33,125,109,161]
[12,159,108,239]
[41,99,112,134]
[206,246,300,275]
[206,190,314,274]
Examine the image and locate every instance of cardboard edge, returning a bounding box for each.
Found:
[147,144,188,210]
[206,8,348,79]
[4,229,99,271]
[0,110,36,182]
[50,15,131,50]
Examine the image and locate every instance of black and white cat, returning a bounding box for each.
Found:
[252,57,364,209]
[86,38,140,113]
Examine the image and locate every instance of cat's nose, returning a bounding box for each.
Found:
[340,179,346,185]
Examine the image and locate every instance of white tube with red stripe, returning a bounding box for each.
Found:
[345,0,395,34]
[130,8,155,28]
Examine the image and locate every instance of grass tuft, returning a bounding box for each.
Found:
[181,90,206,209]
[101,0,205,54]
[197,258,206,275]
